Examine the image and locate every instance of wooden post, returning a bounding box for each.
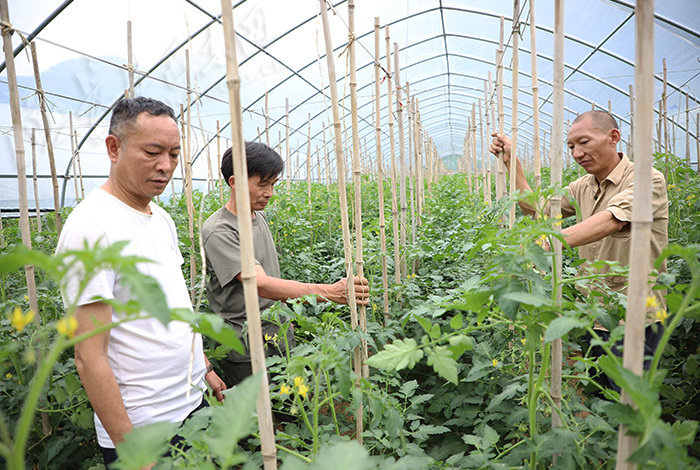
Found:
[386,25,400,285]
[509,0,520,227]
[220,1,277,467]
[550,0,565,433]
[530,0,542,189]
[127,20,135,98]
[29,42,61,232]
[394,42,407,279]
[617,0,654,467]
[496,17,505,202]
[31,128,42,233]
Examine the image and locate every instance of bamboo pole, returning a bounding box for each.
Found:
[617,0,654,467]
[484,81,493,206]
[29,42,61,232]
[184,52,196,303]
[285,98,291,193]
[349,0,369,386]
[217,121,224,203]
[394,42,407,279]
[509,0,520,227]
[530,0,542,190]
[127,20,135,97]
[220,1,276,467]
[306,113,312,201]
[662,58,669,155]
[74,130,84,198]
[385,26,400,285]
[415,98,424,218]
[206,136,213,194]
[68,112,80,201]
[319,0,364,440]
[264,92,270,147]
[550,0,565,433]
[697,112,699,175]
[407,86,417,252]
[375,18,389,321]
[323,122,331,188]
[471,104,479,197]
[31,128,42,233]
[629,85,634,158]
[496,17,505,202]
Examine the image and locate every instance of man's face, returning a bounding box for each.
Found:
[566,115,620,181]
[248,173,278,212]
[109,113,180,205]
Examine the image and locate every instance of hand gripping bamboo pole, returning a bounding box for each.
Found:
[394,42,407,279]
[616,1,654,467]
[496,17,505,202]
[220,2,276,467]
[550,0,565,432]
[385,26,401,285]
[374,18,390,321]
[529,0,542,190]
[509,0,520,228]
[31,128,42,233]
[349,0,369,387]
[319,0,362,441]
[29,42,61,232]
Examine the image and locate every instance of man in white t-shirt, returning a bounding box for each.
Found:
[56,97,226,466]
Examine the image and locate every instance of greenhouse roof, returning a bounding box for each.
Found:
[1,0,699,211]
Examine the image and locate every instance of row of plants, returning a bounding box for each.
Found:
[0,152,698,468]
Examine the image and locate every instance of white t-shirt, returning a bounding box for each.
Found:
[56,188,206,448]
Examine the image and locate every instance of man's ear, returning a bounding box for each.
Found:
[609,128,621,146]
[228,175,235,189]
[105,135,120,163]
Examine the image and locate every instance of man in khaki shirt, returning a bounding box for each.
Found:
[490,110,668,393]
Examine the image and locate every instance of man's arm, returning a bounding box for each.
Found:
[236,265,369,305]
[203,355,226,402]
[489,132,536,216]
[73,301,133,446]
[559,209,627,249]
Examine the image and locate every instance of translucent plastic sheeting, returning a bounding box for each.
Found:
[1,0,698,211]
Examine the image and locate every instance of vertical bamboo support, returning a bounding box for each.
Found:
[386,26,401,285]
[264,92,270,147]
[484,82,493,206]
[68,112,80,201]
[617,1,654,467]
[29,42,61,232]
[471,104,479,197]
[374,19,389,319]
[629,85,635,158]
[206,136,213,194]
[184,53,196,303]
[697,113,699,175]
[217,121,224,203]
[550,0,565,433]
[323,123,331,188]
[316,145,322,183]
[220,2,277,467]
[319,0,363,442]
[509,0,520,227]
[306,113,312,201]
[127,20,135,97]
[479,97,488,205]
[74,130,84,198]
[530,0,542,189]
[285,98,291,193]
[496,17,505,202]
[349,0,368,386]
[394,42,407,279]
[662,58,669,155]
[407,86,417,251]
[31,128,42,233]
[415,98,424,218]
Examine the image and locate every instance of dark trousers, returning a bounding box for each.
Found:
[583,323,665,393]
[100,397,209,466]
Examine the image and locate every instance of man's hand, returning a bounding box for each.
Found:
[489,132,512,167]
[205,370,227,403]
[327,276,370,305]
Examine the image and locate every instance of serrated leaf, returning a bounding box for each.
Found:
[367,338,424,371]
[544,316,586,342]
[426,346,458,384]
[450,313,463,330]
[414,315,433,335]
[502,292,552,307]
[113,421,178,470]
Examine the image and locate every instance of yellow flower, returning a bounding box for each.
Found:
[645,296,659,309]
[553,214,563,227]
[264,334,272,341]
[11,306,34,332]
[56,316,78,338]
[668,184,675,189]
[24,294,29,302]
[298,383,309,399]
[535,234,547,246]
[492,359,498,367]
[6,373,12,379]
[294,376,304,388]
[521,338,526,345]
[280,384,291,395]
[656,309,669,325]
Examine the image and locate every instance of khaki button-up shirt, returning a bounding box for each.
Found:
[552,153,668,323]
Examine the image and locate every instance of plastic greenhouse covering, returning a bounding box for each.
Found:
[1,0,699,213]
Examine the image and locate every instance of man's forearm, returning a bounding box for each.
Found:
[561,209,627,248]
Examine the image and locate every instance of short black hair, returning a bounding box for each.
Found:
[109,97,176,139]
[572,110,618,133]
[221,142,284,186]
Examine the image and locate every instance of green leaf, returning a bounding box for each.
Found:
[367,338,424,371]
[450,313,463,330]
[502,292,552,307]
[306,441,375,470]
[113,421,178,469]
[426,346,458,384]
[544,316,586,342]
[414,315,433,335]
[448,334,473,359]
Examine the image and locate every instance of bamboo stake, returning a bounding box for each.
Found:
[185,53,196,303]
[471,105,479,197]
[220,1,276,467]
[323,122,331,188]
[217,121,224,203]
[285,98,291,193]
[319,0,363,441]
[306,113,312,201]
[415,98,424,218]
[31,128,42,233]
[206,136,213,194]
[74,129,84,198]
[127,20,135,97]
[530,0,542,189]
[407,86,417,252]
[484,81,493,206]
[349,0,369,385]
[374,18,389,321]
[385,26,400,285]
[629,85,634,158]
[496,17,505,202]
[394,42,407,279]
[509,0,520,227]
[617,0,654,467]
[69,112,80,201]
[662,58,669,155]
[316,145,322,183]
[550,0,565,433]
[264,92,270,147]
[697,112,699,175]
[29,42,61,232]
